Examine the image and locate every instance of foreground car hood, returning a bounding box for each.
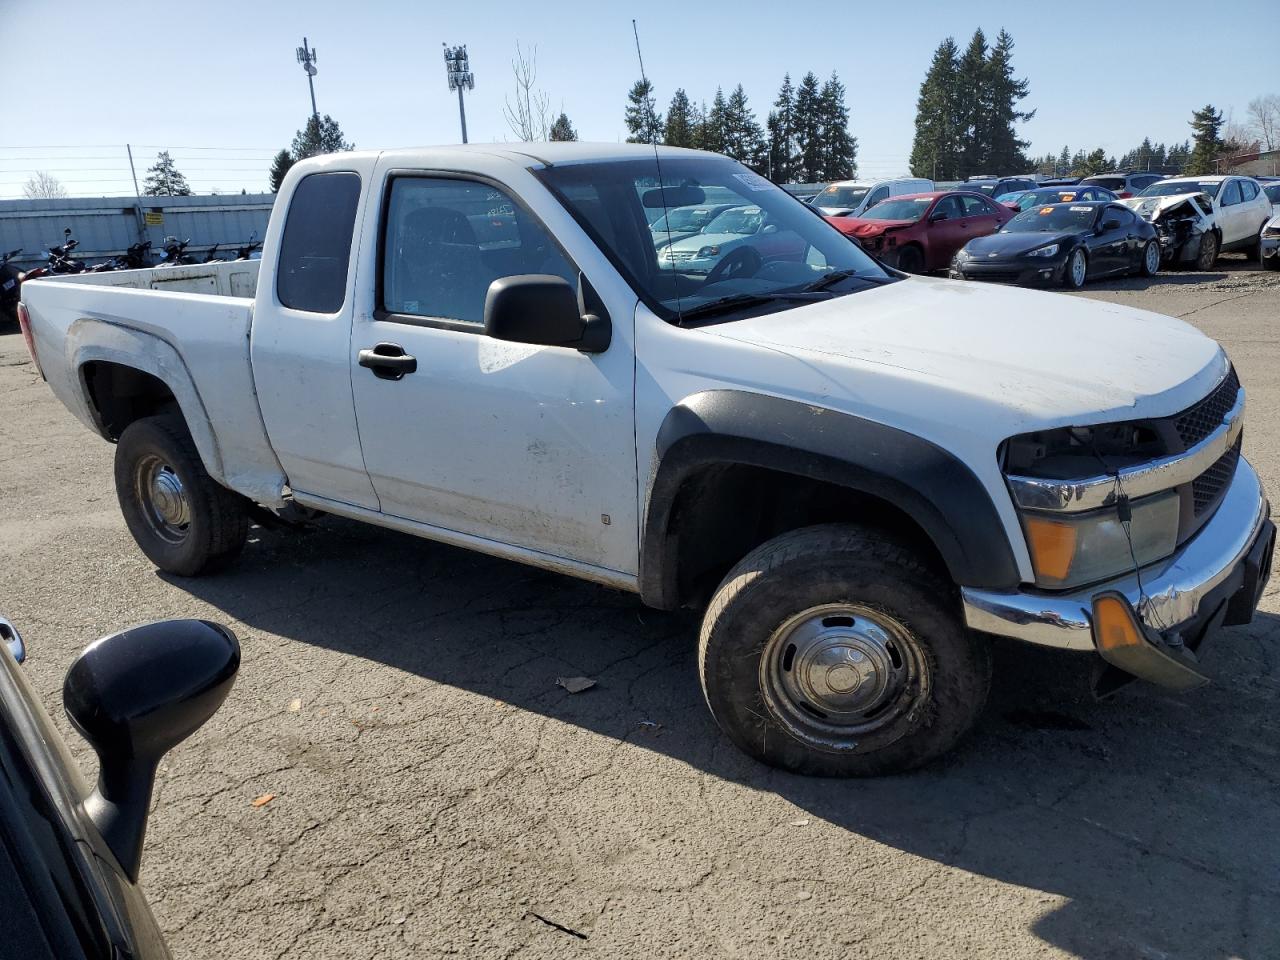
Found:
[1122,193,1213,223]
[702,275,1224,433]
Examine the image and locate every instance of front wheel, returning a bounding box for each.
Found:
[697,524,991,776]
[1063,248,1088,289]
[1140,240,1160,277]
[115,414,249,576]
[896,245,925,274]
[1195,231,1219,271]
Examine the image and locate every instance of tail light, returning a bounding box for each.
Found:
[1118,191,1133,199]
[16,302,43,379]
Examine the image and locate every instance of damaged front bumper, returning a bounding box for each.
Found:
[961,456,1274,687]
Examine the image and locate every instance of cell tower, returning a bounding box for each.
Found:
[443,44,475,144]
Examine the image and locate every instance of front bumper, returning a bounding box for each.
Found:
[1262,234,1280,260]
[962,457,1272,669]
[950,256,1067,286]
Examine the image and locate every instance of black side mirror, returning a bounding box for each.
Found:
[929,211,949,222]
[64,619,239,881]
[484,274,611,354]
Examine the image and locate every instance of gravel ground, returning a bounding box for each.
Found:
[1,257,1278,960]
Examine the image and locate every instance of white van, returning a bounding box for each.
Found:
[812,177,935,217]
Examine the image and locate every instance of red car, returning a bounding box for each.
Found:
[825,191,1014,274]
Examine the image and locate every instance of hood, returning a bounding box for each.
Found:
[698,275,1224,435]
[1121,193,1213,223]
[961,230,1073,259]
[665,231,745,253]
[838,218,915,239]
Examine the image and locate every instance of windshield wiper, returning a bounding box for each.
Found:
[678,292,821,323]
[801,270,897,292]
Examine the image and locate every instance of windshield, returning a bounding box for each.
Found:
[1003,205,1097,233]
[705,206,764,235]
[1139,180,1222,198]
[651,206,719,233]
[971,182,997,195]
[1082,177,1125,191]
[537,156,892,324]
[862,197,933,222]
[814,185,870,209]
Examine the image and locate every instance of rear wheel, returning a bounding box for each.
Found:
[114,414,249,576]
[697,524,991,777]
[896,245,925,274]
[1063,248,1088,289]
[1140,240,1160,277]
[1195,231,1219,271]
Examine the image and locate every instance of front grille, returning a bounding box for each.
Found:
[1192,435,1241,516]
[1175,368,1240,447]
[971,269,1021,283]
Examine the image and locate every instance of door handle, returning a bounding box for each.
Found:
[358,343,417,381]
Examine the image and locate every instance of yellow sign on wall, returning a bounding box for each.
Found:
[144,212,164,226]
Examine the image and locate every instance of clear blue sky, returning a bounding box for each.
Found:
[2,0,1275,198]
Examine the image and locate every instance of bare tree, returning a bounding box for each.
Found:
[22,171,68,199]
[1248,94,1280,151]
[503,42,552,142]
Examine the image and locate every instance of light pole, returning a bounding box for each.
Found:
[296,38,319,120]
[443,44,475,144]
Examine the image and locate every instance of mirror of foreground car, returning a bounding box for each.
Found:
[63,619,240,881]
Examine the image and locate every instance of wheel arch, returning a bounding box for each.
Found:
[639,391,1021,610]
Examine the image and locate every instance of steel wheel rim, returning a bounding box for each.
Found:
[1071,251,1086,286]
[759,603,930,752]
[134,454,190,544]
[1144,242,1159,273]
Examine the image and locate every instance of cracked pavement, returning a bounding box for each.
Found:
[1,259,1278,959]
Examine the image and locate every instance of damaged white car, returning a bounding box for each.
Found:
[1121,175,1272,270]
[1262,210,1280,271]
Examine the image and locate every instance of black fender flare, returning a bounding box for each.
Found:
[639,390,1020,608]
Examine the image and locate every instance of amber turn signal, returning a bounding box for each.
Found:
[1023,515,1078,583]
[1092,594,1143,652]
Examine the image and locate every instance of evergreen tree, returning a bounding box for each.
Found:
[793,72,825,183]
[956,29,990,177]
[703,87,730,155]
[1185,105,1225,174]
[766,74,798,182]
[290,114,354,160]
[268,149,294,193]
[549,112,578,141]
[624,79,663,143]
[909,38,961,180]
[664,89,696,148]
[818,73,857,180]
[723,84,766,170]
[691,101,711,151]
[143,150,192,196]
[1080,148,1109,176]
[984,30,1033,173]
[1057,145,1071,175]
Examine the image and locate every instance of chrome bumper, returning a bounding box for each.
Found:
[962,457,1268,651]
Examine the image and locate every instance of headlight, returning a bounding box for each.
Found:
[697,245,720,258]
[1021,491,1179,589]
[1265,225,1280,238]
[1028,243,1060,258]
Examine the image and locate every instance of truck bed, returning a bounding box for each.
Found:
[20,260,287,504]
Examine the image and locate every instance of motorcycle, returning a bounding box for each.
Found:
[87,240,153,274]
[157,237,197,267]
[46,228,86,275]
[233,233,261,260]
[202,243,225,263]
[1,248,23,326]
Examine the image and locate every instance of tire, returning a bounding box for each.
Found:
[1195,231,1219,271]
[896,245,925,274]
[1140,240,1160,277]
[697,524,991,777]
[1063,248,1088,289]
[114,414,249,576]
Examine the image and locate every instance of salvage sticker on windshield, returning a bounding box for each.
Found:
[733,172,772,192]
[1039,207,1054,214]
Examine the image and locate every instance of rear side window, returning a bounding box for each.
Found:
[277,172,362,313]
[1241,180,1259,201]
[1220,180,1242,206]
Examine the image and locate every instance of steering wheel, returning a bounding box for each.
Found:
[704,246,763,286]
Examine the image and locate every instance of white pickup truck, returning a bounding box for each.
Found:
[18,143,1274,776]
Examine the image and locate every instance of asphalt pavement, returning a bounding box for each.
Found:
[1,258,1278,959]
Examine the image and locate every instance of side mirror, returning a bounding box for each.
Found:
[0,616,24,663]
[929,211,949,222]
[63,619,239,881]
[1100,219,1122,232]
[484,274,611,354]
